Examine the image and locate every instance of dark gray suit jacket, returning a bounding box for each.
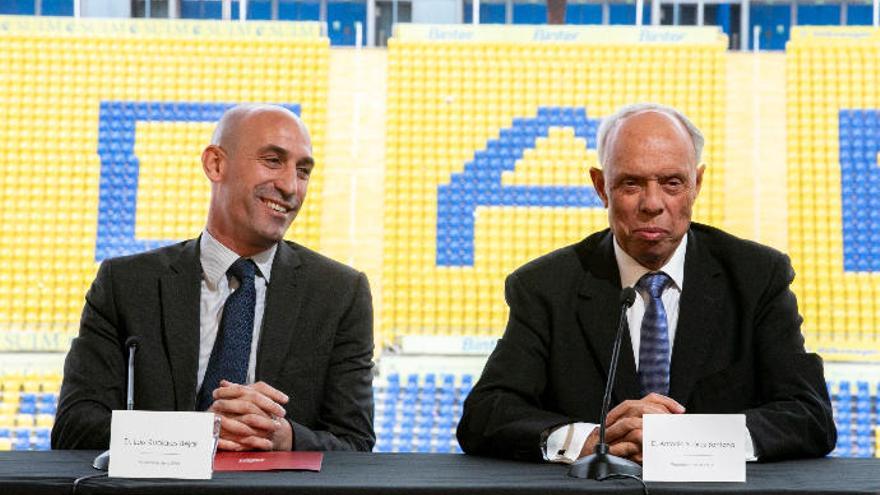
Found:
[52,238,374,452]
[457,223,835,462]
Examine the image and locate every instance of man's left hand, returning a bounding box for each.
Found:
[602,393,686,463]
[208,380,293,451]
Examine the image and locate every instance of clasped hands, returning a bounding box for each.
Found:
[579,393,686,463]
[207,379,293,451]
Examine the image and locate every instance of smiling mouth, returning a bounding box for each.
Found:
[261,198,292,214]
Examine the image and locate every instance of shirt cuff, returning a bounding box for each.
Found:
[542,422,596,464]
[745,427,757,461]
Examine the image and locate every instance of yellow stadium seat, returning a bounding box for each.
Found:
[874,427,880,458]
[15,414,34,427]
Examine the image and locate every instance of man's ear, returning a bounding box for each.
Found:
[589,167,609,208]
[694,164,706,196]
[202,145,225,183]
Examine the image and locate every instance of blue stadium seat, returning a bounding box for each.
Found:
[460,375,474,396]
[438,392,455,406]
[32,437,50,451]
[440,378,456,391]
[436,431,453,446]
[380,417,395,433]
[396,431,413,447]
[836,408,852,426]
[437,416,455,430]
[405,374,419,392]
[36,403,56,415]
[419,388,436,403]
[855,436,873,458]
[416,415,433,430]
[385,382,400,397]
[837,381,851,400]
[438,403,455,418]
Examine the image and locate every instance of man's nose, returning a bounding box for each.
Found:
[275,169,297,198]
[640,181,664,214]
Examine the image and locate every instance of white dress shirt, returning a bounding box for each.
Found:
[196,230,277,391]
[543,234,757,463]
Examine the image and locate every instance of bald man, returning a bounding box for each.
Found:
[53,104,375,452]
[457,103,835,463]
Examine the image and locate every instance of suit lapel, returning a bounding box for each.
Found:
[668,230,724,405]
[160,239,202,411]
[255,241,303,383]
[575,233,642,403]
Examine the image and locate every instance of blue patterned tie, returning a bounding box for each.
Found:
[637,272,672,397]
[197,258,257,411]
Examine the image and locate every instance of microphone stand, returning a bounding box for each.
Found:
[93,337,140,471]
[568,288,642,480]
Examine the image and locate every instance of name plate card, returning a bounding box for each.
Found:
[643,414,746,482]
[109,411,219,479]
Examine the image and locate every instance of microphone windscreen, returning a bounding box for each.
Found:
[124,336,141,350]
[620,287,637,308]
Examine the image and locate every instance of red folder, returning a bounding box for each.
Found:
[214,451,323,472]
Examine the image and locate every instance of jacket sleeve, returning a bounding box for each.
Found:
[744,254,837,460]
[457,272,577,461]
[51,260,125,450]
[290,271,376,452]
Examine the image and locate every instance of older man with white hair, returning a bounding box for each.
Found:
[457,103,835,464]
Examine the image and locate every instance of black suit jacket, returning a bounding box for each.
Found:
[52,238,375,452]
[457,223,835,462]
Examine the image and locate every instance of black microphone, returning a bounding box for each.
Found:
[568,287,642,480]
[92,336,141,471]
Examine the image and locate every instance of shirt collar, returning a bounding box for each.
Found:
[613,232,687,292]
[199,229,277,290]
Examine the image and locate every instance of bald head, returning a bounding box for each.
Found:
[201,103,314,257]
[597,103,703,174]
[603,110,698,177]
[211,104,310,156]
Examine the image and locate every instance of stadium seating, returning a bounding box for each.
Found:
[0,17,329,339]
[828,380,879,458]
[786,27,880,358]
[1,17,879,461]
[0,372,60,451]
[383,27,727,344]
[373,373,472,453]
